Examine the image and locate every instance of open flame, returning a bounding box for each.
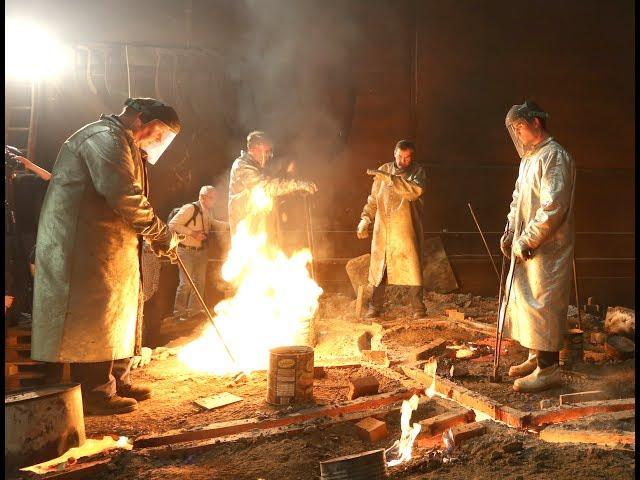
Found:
[178,186,322,375]
[386,394,422,467]
[424,356,438,398]
[21,436,131,474]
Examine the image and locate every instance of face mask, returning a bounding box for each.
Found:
[140,119,177,165]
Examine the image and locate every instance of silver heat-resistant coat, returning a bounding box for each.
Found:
[228,151,309,240]
[504,137,576,351]
[32,115,171,363]
[361,161,426,287]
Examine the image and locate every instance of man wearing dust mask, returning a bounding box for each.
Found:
[501,101,576,393]
[228,131,318,243]
[32,98,181,414]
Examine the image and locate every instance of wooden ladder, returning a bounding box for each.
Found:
[5,80,39,158]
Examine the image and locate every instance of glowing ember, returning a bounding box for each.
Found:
[178,186,322,375]
[385,394,422,467]
[21,436,131,474]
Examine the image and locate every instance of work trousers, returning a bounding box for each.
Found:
[173,245,208,315]
[45,358,133,399]
[370,269,424,311]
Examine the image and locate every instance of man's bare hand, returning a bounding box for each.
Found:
[357,218,370,239]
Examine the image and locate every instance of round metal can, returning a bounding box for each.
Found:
[559,328,584,366]
[266,345,314,406]
[320,449,387,480]
[5,383,86,472]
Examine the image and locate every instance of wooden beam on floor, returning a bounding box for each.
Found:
[539,426,635,449]
[133,389,422,449]
[528,398,635,428]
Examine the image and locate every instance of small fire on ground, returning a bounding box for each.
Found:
[178,186,323,375]
[21,436,131,474]
[385,357,438,467]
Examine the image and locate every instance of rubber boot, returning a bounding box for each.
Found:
[508,352,537,378]
[513,364,562,393]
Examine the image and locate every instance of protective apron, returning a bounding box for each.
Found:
[504,137,576,351]
[361,161,426,287]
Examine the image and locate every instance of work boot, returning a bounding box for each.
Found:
[513,364,562,393]
[118,383,152,401]
[364,305,382,319]
[508,353,538,378]
[83,394,138,415]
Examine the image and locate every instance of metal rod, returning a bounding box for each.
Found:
[493,223,509,373]
[573,256,582,330]
[467,203,501,283]
[125,44,131,98]
[493,258,517,376]
[303,194,317,281]
[175,252,236,364]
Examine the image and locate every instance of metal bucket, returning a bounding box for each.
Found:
[5,383,86,472]
[266,346,314,405]
[560,328,584,366]
[320,449,387,480]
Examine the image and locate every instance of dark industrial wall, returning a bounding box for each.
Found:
[6,0,634,307]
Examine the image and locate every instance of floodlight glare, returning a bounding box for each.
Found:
[5,18,72,81]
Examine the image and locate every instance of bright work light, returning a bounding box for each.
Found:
[5,18,72,81]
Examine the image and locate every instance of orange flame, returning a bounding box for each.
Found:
[21,436,131,474]
[424,357,438,398]
[177,186,322,374]
[386,394,422,467]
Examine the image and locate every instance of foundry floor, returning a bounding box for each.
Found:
[76,291,636,479]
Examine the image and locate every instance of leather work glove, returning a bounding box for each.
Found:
[367,169,392,184]
[298,180,318,195]
[357,218,370,239]
[150,229,180,263]
[500,230,514,259]
[512,238,533,262]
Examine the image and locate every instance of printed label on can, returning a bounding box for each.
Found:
[278,359,296,368]
[277,368,295,382]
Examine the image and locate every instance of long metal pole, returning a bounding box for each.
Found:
[175,252,236,364]
[467,203,501,283]
[303,194,317,281]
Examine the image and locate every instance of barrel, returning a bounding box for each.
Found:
[320,449,387,480]
[5,383,86,472]
[559,328,584,366]
[266,346,314,405]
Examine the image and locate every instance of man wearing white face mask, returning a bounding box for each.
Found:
[228,131,318,242]
[501,100,576,393]
[32,98,181,415]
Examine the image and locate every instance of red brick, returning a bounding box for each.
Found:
[445,309,465,321]
[451,422,486,444]
[418,408,475,437]
[348,376,380,400]
[354,417,388,442]
[408,338,448,362]
[559,390,608,406]
[361,350,389,365]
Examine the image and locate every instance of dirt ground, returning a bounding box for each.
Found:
[61,291,635,479]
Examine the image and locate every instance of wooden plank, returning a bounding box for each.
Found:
[539,427,635,448]
[528,398,635,427]
[137,395,430,459]
[134,389,421,449]
[559,390,609,406]
[434,375,501,418]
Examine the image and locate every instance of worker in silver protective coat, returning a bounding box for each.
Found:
[228,131,317,243]
[358,140,427,319]
[32,98,181,415]
[500,101,576,393]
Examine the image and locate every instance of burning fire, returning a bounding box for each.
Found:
[178,186,322,374]
[386,394,422,467]
[21,436,131,474]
